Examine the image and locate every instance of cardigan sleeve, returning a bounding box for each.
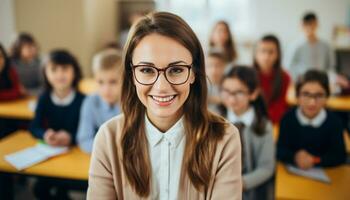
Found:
[243,122,275,190]
[87,123,117,200]
[29,94,47,139]
[318,116,346,167]
[209,124,242,200]
[277,114,297,165]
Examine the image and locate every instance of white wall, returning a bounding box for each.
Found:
[0,0,16,49]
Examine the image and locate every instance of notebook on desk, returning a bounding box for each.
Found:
[286,165,331,183]
[4,143,69,171]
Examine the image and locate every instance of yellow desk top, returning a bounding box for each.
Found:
[287,86,350,111]
[0,96,36,120]
[0,79,97,120]
[0,131,90,180]
[276,162,350,200]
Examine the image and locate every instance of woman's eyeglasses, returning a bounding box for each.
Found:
[131,63,192,85]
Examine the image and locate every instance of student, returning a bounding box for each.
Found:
[0,44,24,101]
[0,43,26,139]
[254,35,290,124]
[77,49,122,153]
[277,70,346,169]
[287,12,349,90]
[30,49,85,199]
[209,20,238,64]
[11,32,42,95]
[219,66,275,200]
[206,50,227,113]
[87,12,242,199]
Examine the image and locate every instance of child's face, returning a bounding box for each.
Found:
[132,33,194,123]
[255,41,278,72]
[45,62,75,92]
[95,69,121,105]
[206,56,226,84]
[302,21,318,39]
[21,43,37,61]
[221,77,257,115]
[297,81,327,119]
[212,23,229,46]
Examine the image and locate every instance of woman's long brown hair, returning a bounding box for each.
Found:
[121,12,228,197]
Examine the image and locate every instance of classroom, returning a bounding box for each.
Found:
[0,0,350,199]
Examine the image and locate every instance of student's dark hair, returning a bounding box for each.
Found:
[218,66,268,136]
[209,20,237,63]
[303,12,317,23]
[121,11,228,197]
[253,34,284,103]
[10,32,38,60]
[296,69,330,97]
[0,44,13,88]
[43,49,82,91]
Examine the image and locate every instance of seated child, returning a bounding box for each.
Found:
[77,49,122,153]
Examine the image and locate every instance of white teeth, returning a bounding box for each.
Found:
[151,95,175,102]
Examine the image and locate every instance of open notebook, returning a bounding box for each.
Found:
[5,143,69,171]
[286,165,331,183]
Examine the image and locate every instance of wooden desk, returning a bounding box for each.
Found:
[0,131,90,180]
[0,79,97,120]
[0,96,36,120]
[275,162,350,200]
[287,86,350,111]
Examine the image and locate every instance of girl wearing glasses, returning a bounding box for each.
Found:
[218,66,275,200]
[87,12,242,199]
[277,70,346,169]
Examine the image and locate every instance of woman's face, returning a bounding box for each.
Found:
[297,81,327,119]
[45,62,75,92]
[221,77,256,116]
[132,33,195,123]
[255,41,278,73]
[212,23,229,46]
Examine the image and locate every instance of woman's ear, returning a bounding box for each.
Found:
[250,88,260,101]
[190,70,195,84]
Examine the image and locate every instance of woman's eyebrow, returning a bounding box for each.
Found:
[136,60,190,66]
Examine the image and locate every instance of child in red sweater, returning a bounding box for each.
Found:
[254,35,290,124]
[0,44,24,101]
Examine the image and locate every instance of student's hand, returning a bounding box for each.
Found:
[336,74,349,88]
[44,129,58,146]
[54,130,72,147]
[295,150,314,169]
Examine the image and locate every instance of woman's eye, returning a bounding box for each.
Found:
[139,67,155,74]
[169,67,184,74]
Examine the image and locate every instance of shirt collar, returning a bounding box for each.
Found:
[227,106,255,127]
[296,108,327,128]
[98,95,119,112]
[50,90,76,106]
[145,114,185,148]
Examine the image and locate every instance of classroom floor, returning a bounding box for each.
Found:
[14,177,86,200]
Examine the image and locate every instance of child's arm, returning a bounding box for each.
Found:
[0,67,23,101]
[76,97,96,153]
[317,118,346,167]
[29,95,47,139]
[243,122,275,190]
[277,116,297,164]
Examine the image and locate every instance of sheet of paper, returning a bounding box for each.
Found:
[4,143,68,171]
[286,165,331,183]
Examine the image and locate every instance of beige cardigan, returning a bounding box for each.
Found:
[87,114,242,200]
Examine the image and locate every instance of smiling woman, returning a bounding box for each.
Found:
[87,11,242,200]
